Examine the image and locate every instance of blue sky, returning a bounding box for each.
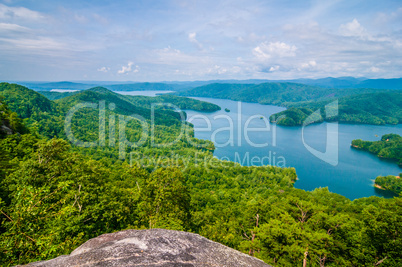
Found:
[0,0,401,81]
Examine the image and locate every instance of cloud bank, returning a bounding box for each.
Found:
[0,0,401,81]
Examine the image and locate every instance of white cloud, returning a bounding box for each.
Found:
[0,3,44,21]
[97,66,110,72]
[376,8,402,24]
[370,66,380,73]
[205,65,243,75]
[300,60,317,70]
[152,46,210,65]
[339,19,367,38]
[0,17,101,55]
[74,14,87,24]
[188,32,203,50]
[207,65,227,74]
[0,32,102,54]
[118,62,139,74]
[188,32,196,41]
[93,13,108,25]
[1,1,402,80]
[269,65,280,72]
[339,19,395,44]
[0,36,67,51]
[0,22,29,32]
[253,41,297,60]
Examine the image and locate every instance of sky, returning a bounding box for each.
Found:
[0,0,402,82]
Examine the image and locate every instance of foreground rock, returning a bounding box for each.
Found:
[24,229,271,267]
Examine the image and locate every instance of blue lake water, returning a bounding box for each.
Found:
[185,97,402,200]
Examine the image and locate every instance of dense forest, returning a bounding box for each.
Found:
[375,175,402,195]
[39,90,220,112]
[270,92,402,126]
[178,82,378,105]
[38,91,77,100]
[1,83,402,266]
[16,77,402,94]
[351,134,402,166]
[121,94,221,112]
[16,81,94,91]
[351,134,401,195]
[178,82,402,126]
[0,96,28,137]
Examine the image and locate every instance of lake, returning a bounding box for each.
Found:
[185,97,402,200]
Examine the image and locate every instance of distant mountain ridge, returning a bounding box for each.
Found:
[177,82,402,126]
[6,77,402,92]
[270,91,402,126]
[285,77,402,90]
[104,82,176,91]
[177,82,379,105]
[15,81,95,91]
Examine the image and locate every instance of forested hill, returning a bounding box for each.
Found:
[38,87,221,112]
[177,82,377,106]
[0,82,55,118]
[15,81,94,91]
[0,83,64,138]
[351,133,402,195]
[270,91,402,126]
[55,86,182,125]
[16,77,402,93]
[0,96,28,137]
[0,82,216,148]
[121,94,221,112]
[38,91,77,100]
[351,134,402,166]
[1,82,402,266]
[178,82,402,126]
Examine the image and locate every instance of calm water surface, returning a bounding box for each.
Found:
[185,97,402,200]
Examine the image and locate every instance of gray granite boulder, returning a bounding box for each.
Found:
[24,228,271,267]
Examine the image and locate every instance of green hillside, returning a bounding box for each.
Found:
[0,83,55,118]
[178,82,377,105]
[38,91,78,100]
[271,91,402,126]
[0,96,28,137]
[123,94,221,112]
[178,83,253,99]
[38,89,221,112]
[179,82,402,126]
[0,83,64,138]
[351,134,402,166]
[1,83,402,266]
[16,81,94,91]
[375,175,402,195]
[55,87,181,123]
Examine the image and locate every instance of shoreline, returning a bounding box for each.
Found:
[374,183,385,190]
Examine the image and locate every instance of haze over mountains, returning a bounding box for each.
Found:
[11,77,402,92]
[6,77,402,127]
